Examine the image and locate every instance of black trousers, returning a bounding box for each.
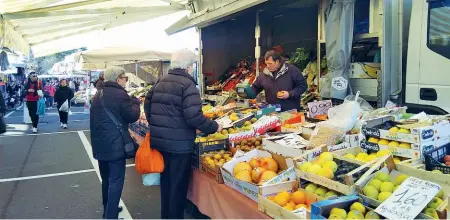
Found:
[98,159,126,219]
[160,151,192,219]
[26,101,39,128]
[58,111,68,124]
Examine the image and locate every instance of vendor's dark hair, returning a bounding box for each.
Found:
[264,50,282,62]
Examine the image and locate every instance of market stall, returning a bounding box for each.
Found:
[130,91,450,219]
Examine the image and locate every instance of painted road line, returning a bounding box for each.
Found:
[0,129,90,138]
[4,104,24,118]
[0,169,96,183]
[78,131,133,220]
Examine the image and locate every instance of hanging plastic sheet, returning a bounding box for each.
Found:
[323,0,355,99]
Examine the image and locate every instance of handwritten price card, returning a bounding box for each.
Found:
[375,177,441,220]
[307,100,332,118]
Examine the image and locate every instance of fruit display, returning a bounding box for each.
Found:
[367,136,413,149]
[422,189,446,219]
[201,150,233,168]
[343,149,406,164]
[232,156,280,185]
[267,190,313,211]
[299,152,369,184]
[303,182,341,199]
[195,132,228,142]
[327,202,381,219]
[232,136,263,152]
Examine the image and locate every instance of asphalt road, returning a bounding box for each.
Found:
[0,106,205,219]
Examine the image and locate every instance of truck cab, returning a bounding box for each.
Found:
[405,0,450,114]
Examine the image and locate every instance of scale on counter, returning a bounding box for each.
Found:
[235,82,251,108]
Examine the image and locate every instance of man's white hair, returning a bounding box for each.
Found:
[170,49,198,70]
[103,66,125,82]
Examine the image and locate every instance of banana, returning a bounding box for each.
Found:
[360,63,379,78]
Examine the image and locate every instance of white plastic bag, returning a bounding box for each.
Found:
[142,173,160,186]
[59,100,69,112]
[323,92,362,133]
[37,90,44,98]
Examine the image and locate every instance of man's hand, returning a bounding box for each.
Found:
[217,123,223,133]
[277,91,289,99]
[28,89,35,93]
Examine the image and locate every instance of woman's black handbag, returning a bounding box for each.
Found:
[0,115,6,134]
[100,93,139,159]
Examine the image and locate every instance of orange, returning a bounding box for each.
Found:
[274,191,290,207]
[291,191,306,205]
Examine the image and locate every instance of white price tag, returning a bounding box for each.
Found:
[307,100,332,118]
[375,177,441,220]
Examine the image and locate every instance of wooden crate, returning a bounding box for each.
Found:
[200,160,224,184]
[257,181,323,219]
[296,155,384,195]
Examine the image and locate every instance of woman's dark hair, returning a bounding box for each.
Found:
[264,50,283,62]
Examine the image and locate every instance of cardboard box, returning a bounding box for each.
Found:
[221,149,297,202]
[263,134,310,159]
[258,180,323,219]
[310,195,361,219]
[349,62,380,79]
[294,142,353,162]
[361,116,450,144]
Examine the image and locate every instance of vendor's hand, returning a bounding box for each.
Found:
[277,91,289,99]
[28,89,35,93]
[217,123,223,133]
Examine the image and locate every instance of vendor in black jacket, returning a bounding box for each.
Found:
[90,66,140,219]
[145,49,222,219]
[54,79,74,129]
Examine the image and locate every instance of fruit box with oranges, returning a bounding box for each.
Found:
[258,180,323,219]
[220,149,297,202]
[361,115,450,145]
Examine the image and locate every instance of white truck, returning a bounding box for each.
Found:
[404,0,450,114]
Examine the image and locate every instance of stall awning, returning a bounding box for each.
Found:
[0,0,189,56]
[74,46,172,70]
[165,0,267,35]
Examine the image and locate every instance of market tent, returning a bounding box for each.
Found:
[0,0,189,56]
[74,46,172,63]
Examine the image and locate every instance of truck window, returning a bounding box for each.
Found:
[428,0,450,59]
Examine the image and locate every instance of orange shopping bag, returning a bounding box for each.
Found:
[135,133,164,174]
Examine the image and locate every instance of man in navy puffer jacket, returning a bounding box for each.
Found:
[145,49,221,219]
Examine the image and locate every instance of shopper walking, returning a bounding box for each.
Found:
[144,49,222,219]
[54,79,74,129]
[23,73,43,133]
[90,66,140,219]
[0,88,6,134]
[44,82,56,108]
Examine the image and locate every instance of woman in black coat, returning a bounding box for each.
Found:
[54,79,74,129]
[90,66,140,219]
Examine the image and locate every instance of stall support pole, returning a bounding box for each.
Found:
[255,11,261,77]
[317,0,323,92]
[198,28,204,97]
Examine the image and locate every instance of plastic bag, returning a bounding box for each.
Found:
[135,133,164,174]
[59,100,69,112]
[324,92,362,133]
[37,98,46,116]
[142,173,160,186]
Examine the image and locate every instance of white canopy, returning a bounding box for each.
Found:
[0,0,189,56]
[74,46,172,63]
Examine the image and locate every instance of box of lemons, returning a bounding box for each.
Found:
[297,152,371,195]
[258,180,323,219]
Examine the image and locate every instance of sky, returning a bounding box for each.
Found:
[31,11,199,57]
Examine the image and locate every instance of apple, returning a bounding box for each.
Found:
[445,161,450,167]
[427,197,443,209]
[444,155,450,163]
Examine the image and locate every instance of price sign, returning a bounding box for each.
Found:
[307,100,332,118]
[375,177,441,220]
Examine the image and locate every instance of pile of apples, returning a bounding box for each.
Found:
[362,172,409,202]
[298,152,337,179]
[343,150,404,163]
[267,190,312,211]
[367,137,413,149]
[233,157,279,185]
[328,202,380,219]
